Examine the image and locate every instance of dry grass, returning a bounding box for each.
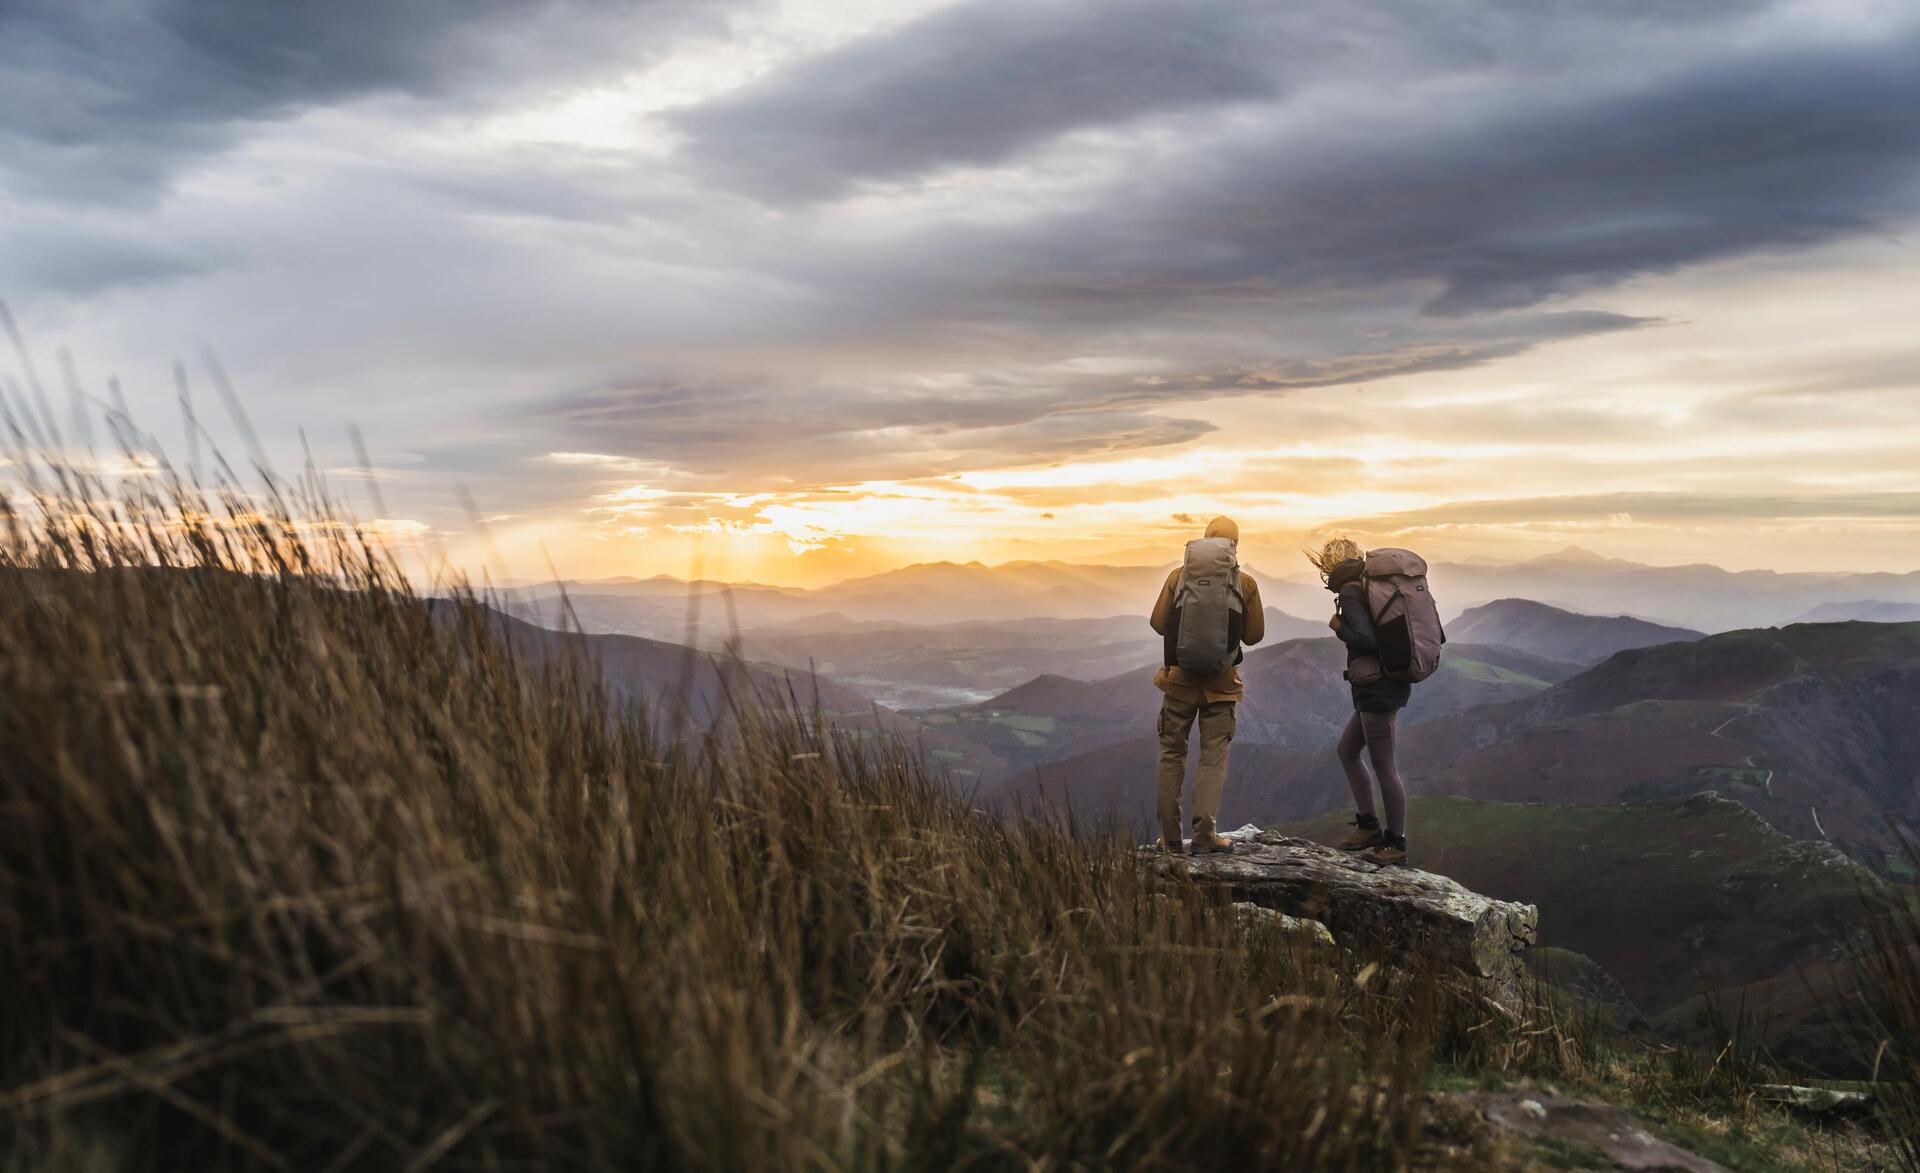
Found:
[0,426,1525,1169]
[1853,844,1920,1169]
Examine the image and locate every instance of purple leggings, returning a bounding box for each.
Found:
[1337,710,1406,835]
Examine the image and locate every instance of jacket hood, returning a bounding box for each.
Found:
[1325,557,1365,592]
[1203,516,1239,544]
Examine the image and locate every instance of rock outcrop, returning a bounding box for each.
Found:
[1445,1089,1730,1171]
[1229,902,1338,946]
[1147,831,1538,1002]
[1757,1084,1874,1116]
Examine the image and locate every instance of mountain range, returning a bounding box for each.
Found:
[512,546,1920,645]
[517,560,1179,628]
[505,545,1910,714]
[1794,599,1920,624]
[1446,598,1703,665]
[1427,546,1920,633]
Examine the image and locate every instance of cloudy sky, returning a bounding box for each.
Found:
[5,0,1920,584]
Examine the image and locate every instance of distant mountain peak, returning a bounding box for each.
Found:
[1792,599,1920,624]
[1526,545,1631,567]
[1471,596,1561,610]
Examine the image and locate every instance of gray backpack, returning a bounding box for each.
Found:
[1358,547,1445,683]
[1165,537,1246,677]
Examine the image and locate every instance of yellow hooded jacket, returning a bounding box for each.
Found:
[1148,517,1265,703]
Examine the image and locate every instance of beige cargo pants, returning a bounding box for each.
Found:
[1155,693,1236,845]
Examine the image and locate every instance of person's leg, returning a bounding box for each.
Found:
[1155,694,1197,848]
[1336,711,1376,815]
[1334,711,1385,851]
[1360,710,1407,837]
[1190,700,1236,846]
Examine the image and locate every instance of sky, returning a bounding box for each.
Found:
[5,0,1920,586]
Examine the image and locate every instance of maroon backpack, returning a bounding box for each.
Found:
[1357,548,1445,683]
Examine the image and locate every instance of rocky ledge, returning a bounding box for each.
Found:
[1145,831,1538,1002]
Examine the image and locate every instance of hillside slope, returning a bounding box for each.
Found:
[1285,794,1871,1023]
[1412,621,1920,865]
[479,608,1010,782]
[481,607,875,720]
[1448,598,1702,665]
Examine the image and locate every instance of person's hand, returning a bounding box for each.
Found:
[1328,614,1342,631]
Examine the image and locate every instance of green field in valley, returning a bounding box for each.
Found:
[1443,656,1554,689]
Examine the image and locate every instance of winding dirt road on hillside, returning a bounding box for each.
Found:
[1707,706,1774,796]
[1707,705,1821,838]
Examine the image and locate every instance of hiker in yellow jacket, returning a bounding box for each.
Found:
[1148,516,1265,854]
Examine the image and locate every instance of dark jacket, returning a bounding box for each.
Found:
[1327,560,1412,714]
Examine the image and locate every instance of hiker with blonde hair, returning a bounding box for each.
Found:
[1308,537,1412,865]
[1149,517,1265,854]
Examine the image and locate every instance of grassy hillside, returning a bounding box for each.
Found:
[485,606,877,720]
[1411,622,1920,866]
[1286,795,1871,1022]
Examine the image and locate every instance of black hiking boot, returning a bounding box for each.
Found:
[1361,832,1407,867]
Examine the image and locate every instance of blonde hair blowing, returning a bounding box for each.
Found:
[1305,537,1364,584]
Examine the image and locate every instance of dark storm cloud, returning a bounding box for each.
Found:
[672,0,1777,203]
[671,0,1298,199]
[1088,313,1650,406]
[1398,38,1920,315]
[668,0,1920,328]
[528,311,1645,477]
[532,374,1223,483]
[865,30,1920,322]
[0,0,739,204]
